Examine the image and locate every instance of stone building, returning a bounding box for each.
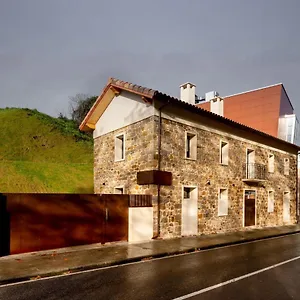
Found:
[80,78,299,239]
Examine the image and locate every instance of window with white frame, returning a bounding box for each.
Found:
[220,141,229,165]
[218,188,228,216]
[115,134,125,161]
[114,186,124,194]
[268,154,274,173]
[284,158,289,175]
[185,132,197,160]
[268,190,274,213]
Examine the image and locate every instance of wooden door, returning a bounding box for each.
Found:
[244,191,255,227]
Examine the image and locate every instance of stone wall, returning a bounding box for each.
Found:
[94,116,159,235]
[158,117,297,238]
[93,114,297,239]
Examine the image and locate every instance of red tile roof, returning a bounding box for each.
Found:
[79,77,300,152]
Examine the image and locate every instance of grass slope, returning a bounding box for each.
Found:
[0,108,94,193]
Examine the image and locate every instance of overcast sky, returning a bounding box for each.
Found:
[1,0,300,117]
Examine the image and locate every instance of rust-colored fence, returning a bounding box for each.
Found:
[0,193,153,256]
[0,193,131,255]
[129,195,152,207]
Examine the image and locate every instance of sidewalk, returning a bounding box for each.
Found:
[1,225,300,285]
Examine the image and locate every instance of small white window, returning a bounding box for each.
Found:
[268,191,274,213]
[284,158,289,175]
[115,134,125,161]
[114,186,124,194]
[268,154,274,173]
[218,188,228,216]
[220,141,229,165]
[185,132,197,160]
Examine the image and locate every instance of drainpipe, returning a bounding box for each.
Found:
[154,99,170,238]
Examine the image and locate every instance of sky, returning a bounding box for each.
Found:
[1,0,300,117]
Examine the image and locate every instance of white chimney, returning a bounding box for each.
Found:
[180,82,196,105]
[210,96,224,117]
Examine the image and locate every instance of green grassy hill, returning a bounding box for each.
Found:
[0,108,94,193]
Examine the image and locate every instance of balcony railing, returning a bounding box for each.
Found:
[243,163,266,182]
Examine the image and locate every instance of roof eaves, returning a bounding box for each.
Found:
[154,92,300,152]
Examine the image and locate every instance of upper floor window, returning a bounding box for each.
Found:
[284,158,289,175]
[220,141,229,165]
[185,132,197,160]
[268,154,274,173]
[115,133,125,161]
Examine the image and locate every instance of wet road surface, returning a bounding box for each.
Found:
[1,233,300,300]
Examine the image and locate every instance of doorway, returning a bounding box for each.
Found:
[244,190,256,227]
[181,186,198,236]
[283,192,290,223]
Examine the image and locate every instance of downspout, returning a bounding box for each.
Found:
[154,99,170,238]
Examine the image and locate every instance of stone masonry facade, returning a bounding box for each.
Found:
[94,115,297,239]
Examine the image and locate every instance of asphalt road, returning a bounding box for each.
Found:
[1,233,300,300]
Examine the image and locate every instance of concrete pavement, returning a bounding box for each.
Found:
[0,224,299,285]
[1,231,300,299]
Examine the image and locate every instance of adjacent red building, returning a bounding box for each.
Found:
[196,84,299,145]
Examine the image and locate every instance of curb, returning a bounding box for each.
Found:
[1,230,300,286]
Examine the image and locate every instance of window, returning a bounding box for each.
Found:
[220,141,229,165]
[268,154,274,173]
[184,187,193,199]
[284,158,289,175]
[218,189,228,216]
[268,191,274,213]
[114,186,124,194]
[115,134,125,161]
[185,132,197,160]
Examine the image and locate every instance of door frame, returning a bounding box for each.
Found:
[243,189,257,227]
[181,185,198,236]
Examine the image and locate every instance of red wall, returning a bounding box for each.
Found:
[4,194,129,254]
[197,85,283,138]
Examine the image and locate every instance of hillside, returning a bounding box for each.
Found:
[0,108,94,193]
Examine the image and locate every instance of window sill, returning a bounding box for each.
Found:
[220,163,228,166]
[218,214,228,217]
[184,157,197,161]
[115,158,125,162]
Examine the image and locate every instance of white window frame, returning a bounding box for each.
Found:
[268,153,275,173]
[267,190,274,213]
[114,186,125,194]
[220,140,229,165]
[185,132,197,160]
[284,158,290,175]
[115,133,125,162]
[218,188,229,216]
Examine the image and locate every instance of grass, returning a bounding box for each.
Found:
[0,108,94,193]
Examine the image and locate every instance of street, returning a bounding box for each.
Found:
[1,233,300,300]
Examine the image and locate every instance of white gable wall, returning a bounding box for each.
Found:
[93,91,155,138]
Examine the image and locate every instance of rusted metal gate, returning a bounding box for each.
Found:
[0,193,148,256]
[0,194,10,256]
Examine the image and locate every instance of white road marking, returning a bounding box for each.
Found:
[173,255,300,300]
[0,232,299,288]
